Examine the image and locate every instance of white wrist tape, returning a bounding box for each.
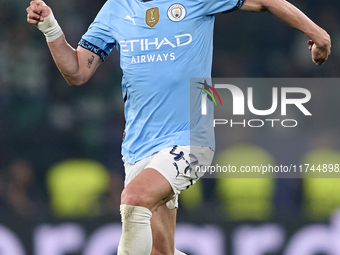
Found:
[36,10,63,42]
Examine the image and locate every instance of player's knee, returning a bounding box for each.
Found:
[121,187,150,207]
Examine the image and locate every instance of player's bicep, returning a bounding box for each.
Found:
[76,46,103,82]
[239,0,268,12]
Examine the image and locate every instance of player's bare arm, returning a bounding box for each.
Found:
[240,0,331,65]
[26,0,102,86]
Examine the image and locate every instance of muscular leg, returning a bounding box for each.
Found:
[151,204,177,255]
[121,167,174,211]
[118,168,175,255]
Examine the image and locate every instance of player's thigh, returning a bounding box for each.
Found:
[121,145,214,211]
[151,204,177,255]
[121,167,174,211]
[146,145,215,202]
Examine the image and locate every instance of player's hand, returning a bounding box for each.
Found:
[26,0,51,24]
[26,0,63,42]
[308,39,331,66]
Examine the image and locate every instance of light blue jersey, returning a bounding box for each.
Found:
[80,0,244,163]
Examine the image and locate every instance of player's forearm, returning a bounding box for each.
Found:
[26,1,97,86]
[47,35,86,86]
[263,0,330,47]
[241,0,330,47]
[240,0,330,65]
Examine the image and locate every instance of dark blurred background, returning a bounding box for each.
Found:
[0,0,339,254]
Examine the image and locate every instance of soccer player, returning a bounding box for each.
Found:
[27,0,330,254]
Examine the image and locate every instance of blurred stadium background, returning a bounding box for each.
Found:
[0,0,340,254]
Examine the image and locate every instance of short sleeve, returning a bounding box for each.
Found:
[79,0,116,61]
[201,0,245,16]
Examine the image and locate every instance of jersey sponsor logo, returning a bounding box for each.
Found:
[145,7,159,27]
[119,34,192,52]
[131,52,175,64]
[167,4,186,22]
[119,34,192,64]
[125,14,137,25]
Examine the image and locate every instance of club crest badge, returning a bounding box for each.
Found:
[167,4,186,22]
[145,7,159,28]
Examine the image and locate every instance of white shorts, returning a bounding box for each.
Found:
[123,145,214,209]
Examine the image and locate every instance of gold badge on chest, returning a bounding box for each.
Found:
[145,7,159,28]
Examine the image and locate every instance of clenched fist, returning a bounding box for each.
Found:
[26,0,51,24]
[308,39,331,66]
[26,0,63,42]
